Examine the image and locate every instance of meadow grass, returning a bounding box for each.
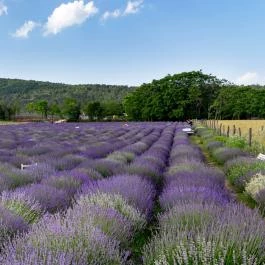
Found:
[209,120,265,149]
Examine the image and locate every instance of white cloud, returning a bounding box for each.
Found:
[124,0,144,15]
[12,21,39,38]
[43,0,98,36]
[101,0,144,22]
[101,9,121,21]
[0,2,7,16]
[236,72,259,85]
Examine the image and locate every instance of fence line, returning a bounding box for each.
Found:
[196,119,258,147]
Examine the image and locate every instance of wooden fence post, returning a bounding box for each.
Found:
[227,126,230,137]
[233,125,236,135]
[223,125,225,135]
[219,123,222,136]
[238,128,242,137]
[248,128,252,146]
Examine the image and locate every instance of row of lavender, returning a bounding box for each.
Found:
[143,131,265,264]
[197,127,265,211]
[0,123,177,264]
[0,123,167,249]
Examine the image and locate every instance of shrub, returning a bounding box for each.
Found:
[214,135,228,143]
[0,206,28,247]
[196,128,214,140]
[41,175,83,196]
[74,167,103,180]
[143,234,259,265]
[78,192,146,231]
[107,151,135,163]
[86,159,124,177]
[127,163,161,184]
[212,147,247,165]
[225,157,265,189]
[0,191,42,224]
[81,174,155,216]
[160,185,229,210]
[0,213,124,265]
[143,204,265,265]
[68,204,134,245]
[255,188,265,210]
[19,184,71,213]
[246,173,265,200]
[52,155,85,171]
[206,141,224,152]
[226,136,247,149]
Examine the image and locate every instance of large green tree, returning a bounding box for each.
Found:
[62,98,81,122]
[124,71,227,121]
[84,102,103,121]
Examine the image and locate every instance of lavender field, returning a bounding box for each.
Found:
[0,122,264,265]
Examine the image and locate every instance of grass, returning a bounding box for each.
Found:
[206,120,265,152]
[0,121,23,125]
[191,135,257,209]
[130,202,162,264]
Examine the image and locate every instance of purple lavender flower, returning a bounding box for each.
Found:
[81,174,155,216]
[18,184,71,213]
[213,147,248,164]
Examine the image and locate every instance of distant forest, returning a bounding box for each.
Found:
[0,78,134,108]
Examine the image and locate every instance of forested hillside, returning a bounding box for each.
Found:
[0,78,135,107]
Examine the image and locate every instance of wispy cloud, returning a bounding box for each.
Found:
[101,9,121,22]
[12,21,40,38]
[236,72,259,85]
[101,0,144,22]
[43,0,98,36]
[124,0,144,15]
[0,1,7,16]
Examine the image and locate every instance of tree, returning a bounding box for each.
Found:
[84,102,103,121]
[124,71,227,121]
[49,102,61,122]
[62,98,81,122]
[26,100,48,118]
[35,100,49,119]
[0,102,18,121]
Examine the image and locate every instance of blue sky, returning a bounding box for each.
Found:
[0,0,265,86]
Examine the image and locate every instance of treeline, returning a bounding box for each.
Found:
[210,86,265,119]
[3,72,265,122]
[0,102,19,121]
[124,71,265,121]
[0,78,134,109]
[25,99,124,122]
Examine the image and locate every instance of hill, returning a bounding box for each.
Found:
[0,78,135,107]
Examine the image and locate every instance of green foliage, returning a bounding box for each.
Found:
[211,85,265,119]
[84,102,103,121]
[102,102,124,117]
[226,159,265,186]
[124,71,227,121]
[62,98,81,122]
[27,100,49,118]
[48,102,61,120]
[0,78,134,110]
[0,102,19,121]
[226,136,247,149]
[214,136,227,143]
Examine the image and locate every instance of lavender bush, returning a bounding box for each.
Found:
[81,174,155,216]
